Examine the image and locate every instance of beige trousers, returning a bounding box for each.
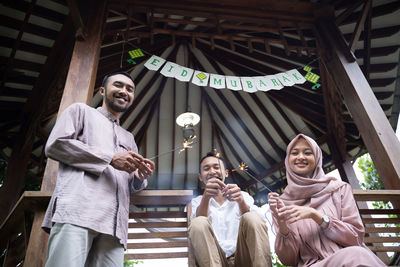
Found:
[188,212,272,267]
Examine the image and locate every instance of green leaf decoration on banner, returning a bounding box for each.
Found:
[196,72,207,83]
[303,65,321,90]
[128,49,144,59]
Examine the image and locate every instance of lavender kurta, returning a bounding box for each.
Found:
[42,103,147,248]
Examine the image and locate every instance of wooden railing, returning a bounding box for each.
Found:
[0,191,51,267]
[126,190,194,265]
[353,190,400,255]
[2,189,399,266]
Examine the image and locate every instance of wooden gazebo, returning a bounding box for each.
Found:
[0,0,399,266]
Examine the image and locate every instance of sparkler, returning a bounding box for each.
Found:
[232,162,273,193]
[148,139,198,161]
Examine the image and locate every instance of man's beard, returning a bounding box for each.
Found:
[105,92,130,113]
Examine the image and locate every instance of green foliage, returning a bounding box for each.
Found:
[271,252,289,267]
[358,154,384,190]
[358,154,399,236]
[124,259,143,267]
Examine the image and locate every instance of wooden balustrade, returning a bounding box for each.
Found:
[353,189,400,255]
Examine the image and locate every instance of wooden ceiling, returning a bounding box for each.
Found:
[0,0,399,204]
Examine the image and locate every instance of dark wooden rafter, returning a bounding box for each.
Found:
[338,1,400,26]
[335,0,364,25]
[269,98,300,134]
[195,42,327,134]
[0,0,37,92]
[276,20,290,56]
[66,0,88,40]
[135,76,169,144]
[0,14,58,40]
[202,90,249,187]
[0,14,75,224]
[249,94,290,146]
[197,84,203,190]
[170,79,177,190]
[362,0,372,81]
[196,39,318,96]
[201,88,266,172]
[110,0,317,24]
[1,0,65,24]
[184,45,191,189]
[296,23,311,57]
[196,52,283,163]
[155,90,161,189]
[120,45,180,125]
[191,50,277,168]
[389,52,400,131]
[349,0,371,53]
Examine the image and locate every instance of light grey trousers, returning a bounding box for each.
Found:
[45,223,124,267]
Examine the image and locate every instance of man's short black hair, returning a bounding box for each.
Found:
[101,71,135,88]
[199,151,226,173]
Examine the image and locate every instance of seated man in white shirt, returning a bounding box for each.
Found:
[188,152,271,267]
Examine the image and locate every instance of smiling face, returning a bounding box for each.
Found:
[100,74,135,117]
[288,137,316,177]
[198,156,229,185]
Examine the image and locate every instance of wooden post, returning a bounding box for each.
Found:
[315,19,400,189]
[24,1,106,266]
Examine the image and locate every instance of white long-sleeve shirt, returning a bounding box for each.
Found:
[190,192,259,257]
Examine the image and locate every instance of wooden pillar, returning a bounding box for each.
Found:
[315,19,400,189]
[24,1,106,266]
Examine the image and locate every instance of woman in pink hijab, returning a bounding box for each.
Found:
[268,134,386,267]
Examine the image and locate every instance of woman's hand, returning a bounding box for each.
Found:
[268,192,290,234]
[279,205,323,225]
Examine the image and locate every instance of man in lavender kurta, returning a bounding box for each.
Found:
[42,72,155,267]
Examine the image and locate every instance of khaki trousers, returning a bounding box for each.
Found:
[45,223,124,267]
[188,212,272,267]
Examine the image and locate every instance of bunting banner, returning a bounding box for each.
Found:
[144,55,308,93]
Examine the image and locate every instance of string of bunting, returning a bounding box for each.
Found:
[143,54,320,93]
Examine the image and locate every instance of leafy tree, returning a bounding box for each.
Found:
[358,154,384,190]
[271,252,289,267]
[124,259,143,266]
[358,154,399,235]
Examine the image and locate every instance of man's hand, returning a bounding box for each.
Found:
[135,158,155,180]
[203,178,225,199]
[222,184,243,203]
[111,151,154,177]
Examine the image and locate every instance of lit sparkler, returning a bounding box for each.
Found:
[149,139,198,160]
[232,162,273,193]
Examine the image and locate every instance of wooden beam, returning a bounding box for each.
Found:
[24,1,107,266]
[0,14,58,40]
[66,0,88,40]
[316,19,400,189]
[111,0,317,23]
[349,0,370,52]
[362,0,372,81]
[389,53,400,131]
[335,0,364,25]
[169,79,177,189]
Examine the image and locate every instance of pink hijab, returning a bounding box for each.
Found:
[280,134,346,207]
